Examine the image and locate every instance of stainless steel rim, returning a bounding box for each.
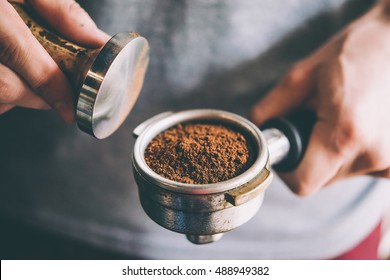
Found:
[133,109,269,194]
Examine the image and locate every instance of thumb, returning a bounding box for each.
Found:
[250,62,314,126]
[28,0,110,48]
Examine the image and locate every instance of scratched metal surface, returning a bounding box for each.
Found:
[0,0,377,259]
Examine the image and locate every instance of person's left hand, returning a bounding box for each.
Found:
[250,1,390,196]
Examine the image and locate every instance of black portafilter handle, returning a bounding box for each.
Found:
[261,110,317,172]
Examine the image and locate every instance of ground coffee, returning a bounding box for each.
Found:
[144,122,254,184]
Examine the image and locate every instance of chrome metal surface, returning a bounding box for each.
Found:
[263,128,290,165]
[132,109,273,244]
[77,32,150,139]
[186,234,224,244]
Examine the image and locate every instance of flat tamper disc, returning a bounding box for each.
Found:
[77,32,149,139]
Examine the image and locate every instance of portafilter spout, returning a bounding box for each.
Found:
[13,3,149,139]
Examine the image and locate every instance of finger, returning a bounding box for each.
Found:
[277,121,344,196]
[0,104,15,114]
[0,1,75,123]
[0,63,49,109]
[250,62,314,126]
[28,0,110,48]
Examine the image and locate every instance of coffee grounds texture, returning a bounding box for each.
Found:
[144,122,254,184]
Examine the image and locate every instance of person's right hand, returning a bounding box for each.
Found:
[0,0,110,123]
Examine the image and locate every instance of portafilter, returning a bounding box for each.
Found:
[132,109,315,244]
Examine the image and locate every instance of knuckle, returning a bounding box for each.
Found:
[330,115,362,155]
[282,175,317,197]
[282,62,307,86]
[0,36,31,73]
[29,62,59,93]
[0,74,14,103]
[29,61,73,109]
[0,39,21,66]
[293,180,317,197]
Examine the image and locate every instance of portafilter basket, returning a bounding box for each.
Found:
[132,109,315,244]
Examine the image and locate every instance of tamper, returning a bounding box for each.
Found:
[13,3,149,139]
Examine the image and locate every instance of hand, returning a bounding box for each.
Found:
[0,0,110,123]
[251,1,390,195]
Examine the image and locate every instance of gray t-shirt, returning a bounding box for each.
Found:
[1,0,389,259]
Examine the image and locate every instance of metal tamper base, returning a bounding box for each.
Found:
[77,32,149,139]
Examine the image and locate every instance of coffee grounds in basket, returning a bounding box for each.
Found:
[144,122,254,184]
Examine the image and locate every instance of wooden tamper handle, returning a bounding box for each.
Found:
[12,3,98,89]
[11,3,150,139]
